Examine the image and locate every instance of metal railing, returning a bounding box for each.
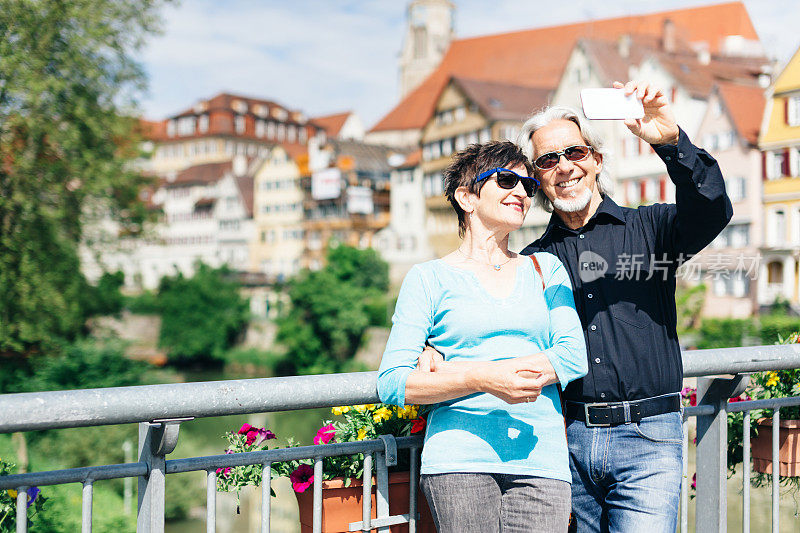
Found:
[1,344,799,532]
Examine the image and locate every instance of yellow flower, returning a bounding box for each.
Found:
[373,406,392,423]
[353,404,369,413]
[7,489,17,498]
[765,372,779,388]
[357,428,368,441]
[331,406,350,416]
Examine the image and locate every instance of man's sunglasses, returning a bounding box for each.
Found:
[475,168,540,197]
[533,145,593,170]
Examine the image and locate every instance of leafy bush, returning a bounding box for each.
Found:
[83,271,126,317]
[274,245,390,375]
[124,290,161,314]
[759,315,800,345]
[28,338,149,392]
[694,318,756,349]
[157,264,249,366]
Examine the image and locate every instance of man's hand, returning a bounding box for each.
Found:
[614,81,679,146]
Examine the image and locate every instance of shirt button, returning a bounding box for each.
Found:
[600,393,606,398]
[590,325,597,331]
[579,234,585,239]
[587,293,593,299]
[594,358,601,364]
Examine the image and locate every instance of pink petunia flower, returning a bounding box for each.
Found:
[314,424,335,445]
[290,464,314,493]
[215,467,231,477]
[238,423,254,435]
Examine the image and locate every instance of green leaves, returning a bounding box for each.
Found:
[157,264,250,365]
[275,245,390,375]
[0,0,167,355]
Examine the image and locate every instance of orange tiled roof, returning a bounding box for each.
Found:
[313,112,351,138]
[717,82,766,146]
[371,2,758,132]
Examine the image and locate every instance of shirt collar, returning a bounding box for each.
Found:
[544,195,626,235]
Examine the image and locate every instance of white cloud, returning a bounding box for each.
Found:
[137,0,800,128]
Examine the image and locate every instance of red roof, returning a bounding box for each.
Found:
[169,160,233,186]
[313,112,351,138]
[371,2,758,132]
[717,82,766,146]
[235,175,255,218]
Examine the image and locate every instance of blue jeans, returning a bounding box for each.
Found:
[567,411,683,533]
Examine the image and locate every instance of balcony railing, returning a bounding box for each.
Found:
[1,345,799,532]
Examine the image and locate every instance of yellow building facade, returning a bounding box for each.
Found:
[759,46,800,307]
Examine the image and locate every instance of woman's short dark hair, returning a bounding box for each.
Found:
[442,140,533,237]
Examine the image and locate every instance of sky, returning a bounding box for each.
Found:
[138,0,800,129]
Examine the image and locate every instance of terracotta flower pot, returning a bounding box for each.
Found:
[751,418,800,477]
[295,471,436,533]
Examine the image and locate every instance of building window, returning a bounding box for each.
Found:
[198,115,209,133]
[787,95,800,127]
[769,209,786,246]
[768,151,790,180]
[726,176,746,202]
[767,261,783,284]
[235,115,245,134]
[167,120,176,137]
[255,120,265,137]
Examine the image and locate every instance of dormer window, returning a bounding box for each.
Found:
[272,107,288,121]
[232,99,248,114]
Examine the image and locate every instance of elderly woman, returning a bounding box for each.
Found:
[377,140,587,532]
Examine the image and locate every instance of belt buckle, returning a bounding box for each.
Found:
[584,402,611,427]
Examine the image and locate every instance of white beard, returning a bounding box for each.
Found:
[552,188,593,213]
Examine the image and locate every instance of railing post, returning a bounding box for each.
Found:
[137,419,187,533]
[695,374,749,533]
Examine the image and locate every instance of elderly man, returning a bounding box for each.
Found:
[516,81,731,532]
[420,81,732,532]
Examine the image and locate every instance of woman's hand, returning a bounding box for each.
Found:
[469,358,550,404]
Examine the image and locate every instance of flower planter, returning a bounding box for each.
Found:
[751,418,800,477]
[295,471,436,533]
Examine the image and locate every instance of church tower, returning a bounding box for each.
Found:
[398,0,455,99]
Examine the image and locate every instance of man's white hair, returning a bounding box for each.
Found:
[516,106,613,213]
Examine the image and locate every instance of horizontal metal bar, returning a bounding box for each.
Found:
[0,372,379,433]
[725,396,800,413]
[0,462,148,490]
[683,405,716,417]
[350,514,413,530]
[166,436,424,474]
[0,345,798,434]
[681,344,800,377]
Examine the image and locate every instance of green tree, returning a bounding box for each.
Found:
[158,264,250,365]
[276,245,390,375]
[0,0,167,356]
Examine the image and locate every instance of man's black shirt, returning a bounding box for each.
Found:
[522,129,733,403]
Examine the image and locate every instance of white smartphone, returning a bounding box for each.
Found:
[580,88,644,120]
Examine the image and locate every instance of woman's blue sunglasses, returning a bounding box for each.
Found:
[475,168,540,197]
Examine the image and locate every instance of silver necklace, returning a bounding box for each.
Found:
[457,247,514,271]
